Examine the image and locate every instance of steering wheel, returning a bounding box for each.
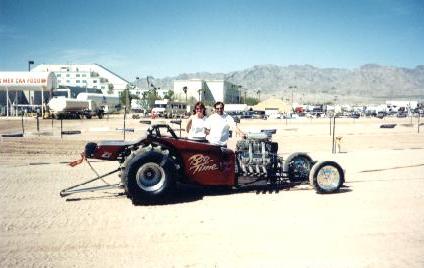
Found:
[147,124,178,139]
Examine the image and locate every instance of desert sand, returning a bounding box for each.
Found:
[1,115,423,267]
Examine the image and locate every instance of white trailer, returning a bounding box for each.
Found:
[76,93,121,114]
[47,97,91,119]
[151,99,187,118]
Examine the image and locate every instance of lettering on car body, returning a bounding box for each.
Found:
[188,154,218,174]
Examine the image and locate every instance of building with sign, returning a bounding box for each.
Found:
[0,71,57,116]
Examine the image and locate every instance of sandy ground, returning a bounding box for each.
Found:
[0,115,424,267]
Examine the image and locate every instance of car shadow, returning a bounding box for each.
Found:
[139,182,352,206]
[64,183,352,205]
[65,192,127,202]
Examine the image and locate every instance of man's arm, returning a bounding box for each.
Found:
[227,115,245,138]
[235,125,245,138]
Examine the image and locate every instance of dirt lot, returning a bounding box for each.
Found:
[1,115,423,267]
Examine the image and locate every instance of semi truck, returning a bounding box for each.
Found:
[47,93,121,119]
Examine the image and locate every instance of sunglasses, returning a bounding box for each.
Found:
[195,107,203,111]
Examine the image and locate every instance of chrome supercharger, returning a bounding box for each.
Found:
[235,131,345,193]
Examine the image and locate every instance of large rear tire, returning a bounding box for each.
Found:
[122,148,176,204]
[309,161,344,193]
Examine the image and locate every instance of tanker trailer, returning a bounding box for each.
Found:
[47,97,91,119]
[76,93,121,117]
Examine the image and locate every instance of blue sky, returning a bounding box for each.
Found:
[0,0,423,80]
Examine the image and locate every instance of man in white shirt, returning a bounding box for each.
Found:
[205,101,245,147]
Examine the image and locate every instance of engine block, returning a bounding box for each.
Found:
[236,134,278,177]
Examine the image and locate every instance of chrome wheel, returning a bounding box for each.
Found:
[136,162,166,192]
[316,165,341,192]
[310,161,344,194]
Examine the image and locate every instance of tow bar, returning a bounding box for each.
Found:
[60,154,123,197]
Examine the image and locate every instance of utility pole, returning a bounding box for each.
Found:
[244,89,247,104]
[238,85,242,104]
[289,85,296,104]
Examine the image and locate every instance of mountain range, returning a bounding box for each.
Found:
[138,64,424,104]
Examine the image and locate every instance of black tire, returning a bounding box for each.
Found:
[286,153,313,183]
[122,149,176,204]
[61,130,81,135]
[309,161,344,194]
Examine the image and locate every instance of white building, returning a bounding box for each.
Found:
[129,88,171,100]
[173,79,240,104]
[386,100,418,111]
[31,64,128,96]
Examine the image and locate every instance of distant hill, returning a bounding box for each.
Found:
[136,64,424,103]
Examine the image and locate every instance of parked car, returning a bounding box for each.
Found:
[252,110,266,119]
[267,113,282,119]
[351,112,360,119]
[377,111,387,119]
[396,112,408,118]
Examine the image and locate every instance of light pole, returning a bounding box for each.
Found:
[28,60,34,72]
[289,85,297,104]
[183,86,187,104]
[28,60,34,106]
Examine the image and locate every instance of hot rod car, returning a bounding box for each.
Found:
[61,124,345,204]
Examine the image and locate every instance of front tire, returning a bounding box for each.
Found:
[123,150,176,204]
[309,161,344,193]
[286,153,313,183]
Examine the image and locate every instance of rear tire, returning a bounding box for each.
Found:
[122,149,176,204]
[309,161,344,193]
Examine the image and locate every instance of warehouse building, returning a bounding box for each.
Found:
[31,64,128,96]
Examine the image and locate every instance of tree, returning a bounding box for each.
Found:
[119,87,130,107]
[163,89,175,100]
[119,84,140,110]
[142,89,161,111]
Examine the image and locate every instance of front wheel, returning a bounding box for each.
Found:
[286,153,313,183]
[123,150,176,204]
[309,161,344,194]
